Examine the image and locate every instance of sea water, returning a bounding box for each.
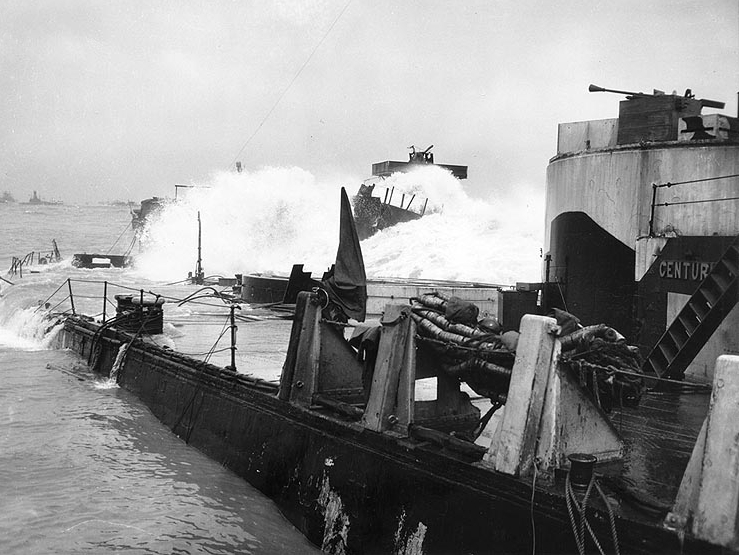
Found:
[0,167,543,553]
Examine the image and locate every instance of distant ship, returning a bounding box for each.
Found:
[0,191,15,203]
[352,145,467,240]
[25,190,62,206]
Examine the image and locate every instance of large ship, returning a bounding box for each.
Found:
[25,190,62,205]
[542,84,739,383]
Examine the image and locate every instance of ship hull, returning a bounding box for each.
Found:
[57,316,716,554]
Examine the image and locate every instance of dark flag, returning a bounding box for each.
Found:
[322,187,367,321]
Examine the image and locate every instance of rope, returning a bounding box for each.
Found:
[575,359,711,391]
[123,235,137,257]
[106,221,132,254]
[64,278,234,308]
[171,312,232,443]
[556,279,569,312]
[176,346,232,357]
[595,481,621,555]
[565,473,620,555]
[34,280,68,312]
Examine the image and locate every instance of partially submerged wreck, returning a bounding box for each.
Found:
[71,253,132,269]
[51,189,739,555]
[352,145,467,240]
[54,277,739,553]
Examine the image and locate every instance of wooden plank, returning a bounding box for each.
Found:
[362,305,413,433]
[693,355,739,547]
[492,315,558,476]
[394,317,416,430]
[289,294,321,407]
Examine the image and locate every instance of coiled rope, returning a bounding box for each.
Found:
[565,473,620,555]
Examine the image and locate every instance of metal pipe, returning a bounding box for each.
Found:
[421,198,428,216]
[195,211,203,284]
[648,183,657,237]
[230,304,238,371]
[67,278,76,314]
[400,193,406,209]
[406,194,415,211]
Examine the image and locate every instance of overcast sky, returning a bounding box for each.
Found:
[1,0,737,204]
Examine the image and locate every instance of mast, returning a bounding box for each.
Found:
[195,211,204,285]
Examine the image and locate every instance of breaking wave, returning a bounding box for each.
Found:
[134,165,543,284]
[0,297,63,350]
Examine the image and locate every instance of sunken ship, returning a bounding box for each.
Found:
[352,145,467,240]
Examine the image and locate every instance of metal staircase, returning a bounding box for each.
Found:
[643,236,739,379]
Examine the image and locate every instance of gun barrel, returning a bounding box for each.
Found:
[699,98,725,109]
[589,84,647,97]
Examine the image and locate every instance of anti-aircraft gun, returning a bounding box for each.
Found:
[589,84,725,109]
[588,84,727,144]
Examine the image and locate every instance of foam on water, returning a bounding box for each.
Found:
[0,286,64,350]
[134,165,543,284]
[134,167,341,281]
[0,164,543,346]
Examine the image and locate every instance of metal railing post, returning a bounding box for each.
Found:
[648,183,657,237]
[229,304,238,371]
[102,281,108,323]
[67,278,76,315]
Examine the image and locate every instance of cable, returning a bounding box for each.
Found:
[656,195,739,207]
[227,0,354,169]
[654,173,739,188]
[106,221,132,254]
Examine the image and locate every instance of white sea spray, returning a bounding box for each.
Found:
[133,165,543,284]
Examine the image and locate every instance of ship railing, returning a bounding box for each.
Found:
[380,186,429,216]
[6,240,62,278]
[39,278,242,369]
[362,179,430,216]
[648,172,739,236]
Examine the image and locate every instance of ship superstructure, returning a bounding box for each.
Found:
[543,85,739,382]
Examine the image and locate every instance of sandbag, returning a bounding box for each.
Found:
[445,296,479,327]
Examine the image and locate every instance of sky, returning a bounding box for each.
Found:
[1,0,737,204]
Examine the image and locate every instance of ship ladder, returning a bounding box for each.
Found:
[642,235,739,380]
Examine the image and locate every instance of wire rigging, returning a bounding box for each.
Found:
[227,0,354,169]
[653,173,739,188]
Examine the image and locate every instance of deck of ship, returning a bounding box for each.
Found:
[154,298,710,525]
[611,388,710,508]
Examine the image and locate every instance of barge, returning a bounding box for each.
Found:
[55,279,739,554]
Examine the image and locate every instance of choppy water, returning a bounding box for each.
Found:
[0,349,317,554]
[0,202,318,554]
[0,167,542,553]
